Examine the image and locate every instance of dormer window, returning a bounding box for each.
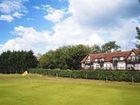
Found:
[112,57,118,61]
[127,54,139,62]
[132,56,135,61]
[100,58,104,61]
[120,57,124,60]
[95,59,98,62]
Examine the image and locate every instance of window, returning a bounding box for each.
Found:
[120,57,124,60]
[112,57,119,61]
[127,55,139,62]
[112,57,118,69]
[132,56,135,61]
[95,59,98,62]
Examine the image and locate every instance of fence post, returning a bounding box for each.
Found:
[56,73,58,78]
[85,73,88,79]
[131,76,134,84]
[105,76,108,82]
[69,73,71,78]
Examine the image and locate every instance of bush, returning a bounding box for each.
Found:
[29,68,47,74]
[29,69,140,82]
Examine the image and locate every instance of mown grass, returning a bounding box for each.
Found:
[0,74,140,105]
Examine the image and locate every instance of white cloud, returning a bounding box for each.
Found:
[0,15,14,22]
[2,39,17,50]
[51,16,104,45]
[33,6,40,10]
[13,12,24,18]
[68,0,140,28]
[44,6,66,23]
[109,19,139,50]
[0,0,28,22]
[0,20,104,54]
[66,0,140,49]
[0,26,51,54]
[0,0,140,54]
[0,0,24,13]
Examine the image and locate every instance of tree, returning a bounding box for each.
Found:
[90,44,101,53]
[39,43,121,70]
[66,44,90,70]
[101,41,120,53]
[136,27,140,49]
[0,50,38,74]
[39,44,90,70]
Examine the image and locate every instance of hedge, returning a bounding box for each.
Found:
[29,68,47,74]
[29,69,140,82]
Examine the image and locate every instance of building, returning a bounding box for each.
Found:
[81,49,140,70]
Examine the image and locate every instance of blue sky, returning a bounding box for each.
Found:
[0,0,140,54]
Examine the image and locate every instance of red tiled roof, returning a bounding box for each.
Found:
[81,49,140,63]
[91,51,130,62]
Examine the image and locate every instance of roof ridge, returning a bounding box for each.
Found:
[89,50,130,55]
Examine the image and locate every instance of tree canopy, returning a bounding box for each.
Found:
[0,50,38,74]
[39,42,120,70]
[136,27,140,49]
[101,41,120,53]
[39,44,90,70]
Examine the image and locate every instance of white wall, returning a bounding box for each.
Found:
[93,63,100,69]
[117,62,126,70]
[81,63,85,68]
[81,63,94,69]
[104,62,113,69]
[135,64,140,70]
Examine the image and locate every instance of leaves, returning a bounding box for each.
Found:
[39,42,121,70]
[136,27,140,49]
[0,50,38,74]
[101,41,120,53]
[39,44,90,70]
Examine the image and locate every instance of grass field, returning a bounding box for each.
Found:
[0,74,140,105]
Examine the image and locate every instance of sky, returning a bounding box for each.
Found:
[0,0,140,54]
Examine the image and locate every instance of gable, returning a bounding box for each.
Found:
[127,51,137,60]
[130,52,136,56]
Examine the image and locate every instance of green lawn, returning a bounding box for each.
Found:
[0,74,140,105]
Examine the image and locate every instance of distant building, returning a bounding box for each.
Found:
[81,49,140,70]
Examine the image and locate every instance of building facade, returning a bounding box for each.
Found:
[81,49,140,70]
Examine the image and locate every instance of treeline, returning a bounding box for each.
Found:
[39,41,120,70]
[0,41,119,73]
[0,50,38,74]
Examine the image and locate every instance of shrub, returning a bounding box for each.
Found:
[29,68,47,74]
[29,69,140,82]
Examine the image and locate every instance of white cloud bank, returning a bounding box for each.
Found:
[43,6,66,23]
[69,0,140,28]
[0,0,140,54]
[0,20,104,54]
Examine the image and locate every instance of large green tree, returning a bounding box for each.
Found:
[136,27,140,49]
[0,50,38,74]
[39,44,90,70]
[39,42,120,70]
[101,41,120,53]
[39,49,68,69]
[66,44,90,70]
[90,44,101,53]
